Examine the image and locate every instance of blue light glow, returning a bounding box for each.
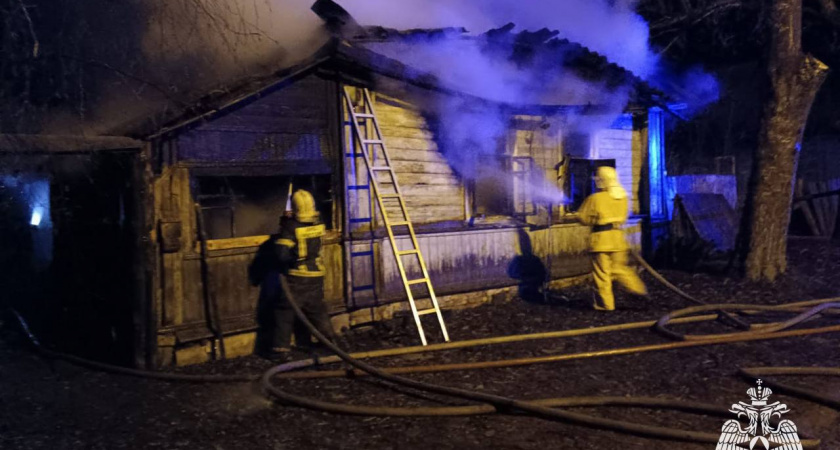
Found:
[30,207,44,226]
[648,107,667,219]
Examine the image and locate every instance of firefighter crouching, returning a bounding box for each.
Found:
[269,189,338,358]
[576,166,647,311]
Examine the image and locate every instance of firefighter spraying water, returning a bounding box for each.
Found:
[575,166,648,311]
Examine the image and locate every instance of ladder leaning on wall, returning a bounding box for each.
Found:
[342,86,450,346]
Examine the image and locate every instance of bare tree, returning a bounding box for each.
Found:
[644,0,835,281]
[0,0,295,135]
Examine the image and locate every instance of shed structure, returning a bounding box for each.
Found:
[3,26,675,367]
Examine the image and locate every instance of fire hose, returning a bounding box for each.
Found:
[7,259,840,446]
[11,303,833,447]
[630,248,751,330]
[260,276,837,447]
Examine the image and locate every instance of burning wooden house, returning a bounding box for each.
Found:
[3,17,679,367]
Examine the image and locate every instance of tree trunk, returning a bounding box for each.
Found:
[743,0,828,281]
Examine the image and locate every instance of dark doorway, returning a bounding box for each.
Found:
[47,152,139,365]
[565,158,616,211]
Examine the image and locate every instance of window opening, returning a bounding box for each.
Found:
[194,174,333,240]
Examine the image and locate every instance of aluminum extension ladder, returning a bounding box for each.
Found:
[342,86,450,346]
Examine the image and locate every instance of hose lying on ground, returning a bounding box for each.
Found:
[5,307,725,382]
[271,297,840,380]
[739,367,840,410]
[7,279,838,446]
[9,299,834,447]
[630,248,751,330]
[655,299,840,341]
[9,309,254,383]
[261,277,840,447]
[12,303,781,444]
[3,252,765,382]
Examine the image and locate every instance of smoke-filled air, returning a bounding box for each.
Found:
[30,0,718,207]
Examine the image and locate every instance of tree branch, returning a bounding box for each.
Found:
[16,0,39,58]
[57,54,186,107]
[814,0,840,27]
[650,0,745,35]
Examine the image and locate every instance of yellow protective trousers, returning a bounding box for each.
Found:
[590,251,647,311]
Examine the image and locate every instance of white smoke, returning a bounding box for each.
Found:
[94,0,717,210]
[341,0,657,78]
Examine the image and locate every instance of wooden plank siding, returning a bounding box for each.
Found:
[177,75,336,165]
[631,128,646,215]
[176,242,345,326]
[373,95,466,224]
[151,75,654,364]
[593,129,641,214]
[368,220,642,304]
[153,74,343,346]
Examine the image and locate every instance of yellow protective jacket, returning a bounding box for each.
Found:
[275,218,326,278]
[577,191,629,252]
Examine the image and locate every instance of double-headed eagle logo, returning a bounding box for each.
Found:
[716,380,803,450]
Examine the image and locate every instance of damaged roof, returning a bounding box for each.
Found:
[114,23,667,139]
[0,134,142,154]
[360,24,662,102]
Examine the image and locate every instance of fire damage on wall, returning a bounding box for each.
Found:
[0,0,699,367]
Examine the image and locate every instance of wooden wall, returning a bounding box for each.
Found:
[178,75,336,166]
[370,219,642,304]
[372,94,466,224]
[510,116,563,175]
[509,116,563,217]
[376,225,587,302]
[152,74,344,357]
[151,76,654,364]
[593,128,641,214]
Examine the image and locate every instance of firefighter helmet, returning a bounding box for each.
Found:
[594,166,627,200]
[292,189,319,223]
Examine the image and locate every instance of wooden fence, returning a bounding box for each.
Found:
[794,178,840,238]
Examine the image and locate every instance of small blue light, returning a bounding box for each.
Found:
[30,207,43,226]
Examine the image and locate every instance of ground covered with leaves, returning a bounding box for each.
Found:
[2,237,840,449]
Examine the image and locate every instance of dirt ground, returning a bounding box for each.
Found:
[2,237,840,450]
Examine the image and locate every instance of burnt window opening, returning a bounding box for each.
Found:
[510,156,538,218]
[562,158,616,212]
[194,175,333,240]
[471,154,512,217]
[470,158,544,220]
[562,132,592,159]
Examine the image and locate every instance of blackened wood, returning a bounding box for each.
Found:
[194,203,226,359]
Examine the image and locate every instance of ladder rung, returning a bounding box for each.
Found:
[351,251,374,257]
[352,285,375,292]
[348,185,370,190]
[344,86,450,347]
[345,152,365,157]
[350,218,372,224]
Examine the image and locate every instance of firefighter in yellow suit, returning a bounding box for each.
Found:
[576,166,647,311]
[271,189,337,356]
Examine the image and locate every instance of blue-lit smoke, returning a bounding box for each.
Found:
[337,0,719,210]
[342,0,657,79]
